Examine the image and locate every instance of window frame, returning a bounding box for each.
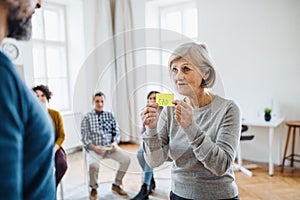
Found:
[159,0,198,42]
[31,2,71,112]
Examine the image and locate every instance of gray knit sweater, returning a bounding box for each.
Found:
[143,95,241,199]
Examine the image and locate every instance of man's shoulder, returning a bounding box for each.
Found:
[0,52,37,112]
[84,110,95,117]
[102,111,115,119]
[103,110,113,115]
[0,51,12,68]
[0,52,17,84]
[83,110,114,118]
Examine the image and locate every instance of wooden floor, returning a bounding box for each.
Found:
[235,160,300,200]
[59,143,300,200]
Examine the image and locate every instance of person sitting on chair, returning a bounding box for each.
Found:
[33,85,68,187]
[81,91,131,199]
[131,91,162,200]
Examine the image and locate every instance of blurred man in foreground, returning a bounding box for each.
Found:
[0,1,56,199]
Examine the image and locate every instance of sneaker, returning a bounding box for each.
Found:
[131,184,149,200]
[112,184,128,196]
[90,188,97,200]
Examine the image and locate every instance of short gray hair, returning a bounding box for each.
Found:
[168,42,216,88]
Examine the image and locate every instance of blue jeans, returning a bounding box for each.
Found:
[137,145,153,185]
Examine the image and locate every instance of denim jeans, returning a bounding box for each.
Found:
[137,146,153,185]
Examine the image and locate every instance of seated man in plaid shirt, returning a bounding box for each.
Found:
[81,91,131,199]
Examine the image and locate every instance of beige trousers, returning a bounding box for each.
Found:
[87,145,130,189]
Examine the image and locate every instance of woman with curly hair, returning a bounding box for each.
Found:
[33,85,68,188]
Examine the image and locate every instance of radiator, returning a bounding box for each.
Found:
[61,112,83,153]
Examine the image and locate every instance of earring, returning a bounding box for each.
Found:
[200,79,206,87]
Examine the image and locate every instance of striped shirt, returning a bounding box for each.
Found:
[81,109,120,149]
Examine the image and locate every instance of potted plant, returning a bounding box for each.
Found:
[264,108,272,121]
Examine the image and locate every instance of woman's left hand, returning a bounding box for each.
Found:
[173,98,194,129]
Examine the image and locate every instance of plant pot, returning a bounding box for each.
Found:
[264,113,271,121]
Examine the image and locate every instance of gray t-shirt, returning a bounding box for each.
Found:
[143,95,241,199]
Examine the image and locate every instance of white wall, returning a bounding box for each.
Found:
[197,0,300,164]
[2,38,35,85]
[133,0,300,165]
[198,0,300,120]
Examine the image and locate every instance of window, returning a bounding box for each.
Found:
[32,3,70,111]
[145,0,198,63]
[160,1,198,41]
[145,0,198,92]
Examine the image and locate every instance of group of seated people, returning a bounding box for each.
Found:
[33,86,159,200]
[81,91,160,200]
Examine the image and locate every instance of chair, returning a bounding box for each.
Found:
[234,125,257,176]
[56,112,83,200]
[82,147,90,195]
[57,179,64,200]
[82,146,118,196]
[281,121,300,172]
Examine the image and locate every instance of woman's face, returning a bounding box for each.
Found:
[170,58,204,96]
[35,89,47,107]
[148,93,157,104]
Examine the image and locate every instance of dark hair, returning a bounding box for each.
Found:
[147,91,160,100]
[93,91,106,101]
[32,85,53,102]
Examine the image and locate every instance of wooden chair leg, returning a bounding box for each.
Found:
[281,126,291,173]
[291,127,296,167]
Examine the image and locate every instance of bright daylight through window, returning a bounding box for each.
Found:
[145,0,198,73]
[32,3,70,111]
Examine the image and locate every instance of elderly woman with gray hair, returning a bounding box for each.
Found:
[141,42,241,200]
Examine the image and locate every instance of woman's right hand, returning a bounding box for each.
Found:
[140,103,159,129]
